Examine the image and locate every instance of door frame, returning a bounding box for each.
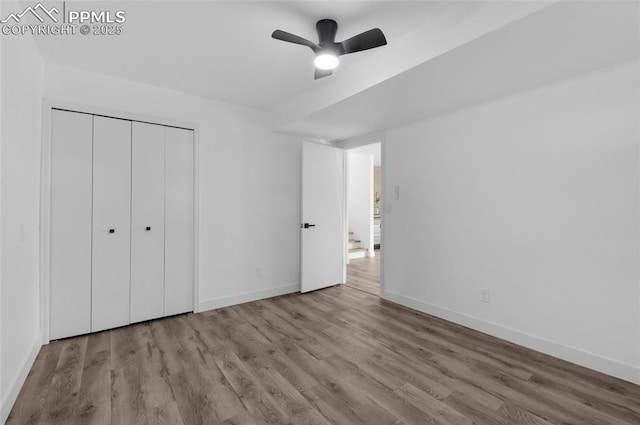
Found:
[335,133,386,296]
[40,100,200,343]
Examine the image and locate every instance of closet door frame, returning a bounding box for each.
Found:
[40,100,200,343]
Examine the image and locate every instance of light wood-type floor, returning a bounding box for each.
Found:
[345,249,380,296]
[8,279,640,424]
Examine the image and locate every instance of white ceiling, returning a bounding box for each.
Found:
[34,1,455,110]
[30,1,639,142]
[280,1,640,141]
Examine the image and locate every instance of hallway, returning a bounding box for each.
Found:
[346,249,380,296]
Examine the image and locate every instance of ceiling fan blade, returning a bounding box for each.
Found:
[339,28,387,55]
[314,68,332,80]
[272,30,319,52]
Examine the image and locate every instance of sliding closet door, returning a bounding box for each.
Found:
[50,110,93,339]
[130,122,166,323]
[165,127,194,315]
[92,116,132,332]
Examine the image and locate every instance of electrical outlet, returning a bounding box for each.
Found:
[480,288,490,303]
[19,225,24,243]
[394,186,400,200]
[256,267,263,278]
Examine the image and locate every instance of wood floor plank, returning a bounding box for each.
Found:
[174,341,245,422]
[466,361,619,425]
[110,363,146,425]
[111,325,140,370]
[43,336,88,413]
[253,366,332,425]
[394,383,473,425]
[267,349,320,393]
[149,320,185,376]
[75,337,110,425]
[496,402,555,425]
[8,253,640,425]
[141,376,174,412]
[444,391,512,425]
[145,401,185,425]
[322,321,457,401]
[200,358,246,421]
[322,354,448,425]
[219,411,258,425]
[167,367,221,425]
[276,294,349,329]
[5,341,64,425]
[213,349,290,425]
[36,403,76,425]
[281,341,398,425]
[303,383,393,425]
[132,323,171,383]
[527,373,640,423]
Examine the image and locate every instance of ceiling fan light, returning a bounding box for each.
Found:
[314,54,339,70]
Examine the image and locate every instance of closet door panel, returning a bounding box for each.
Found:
[92,116,132,332]
[130,122,165,323]
[50,110,93,339]
[165,127,194,315]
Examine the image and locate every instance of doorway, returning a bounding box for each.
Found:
[345,142,382,296]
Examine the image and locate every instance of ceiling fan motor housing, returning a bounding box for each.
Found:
[316,19,342,56]
[317,19,338,43]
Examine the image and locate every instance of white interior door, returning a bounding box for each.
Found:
[301,141,345,293]
[130,122,166,323]
[92,116,132,332]
[50,110,93,339]
[164,127,194,315]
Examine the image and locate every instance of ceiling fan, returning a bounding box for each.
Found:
[272,19,387,79]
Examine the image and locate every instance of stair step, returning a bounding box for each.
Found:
[348,248,367,260]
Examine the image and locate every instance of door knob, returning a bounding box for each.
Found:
[301,223,316,229]
[109,229,115,234]
[146,226,151,231]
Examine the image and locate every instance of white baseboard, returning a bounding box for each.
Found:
[198,283,300,312]
[382,290,640,385]
[1,333,42,424]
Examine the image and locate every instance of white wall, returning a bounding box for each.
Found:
[0,1,45,420]
[43,64,303,314]
[348,152,374,256]
[383,59,640,384]
[1,1,4,416]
